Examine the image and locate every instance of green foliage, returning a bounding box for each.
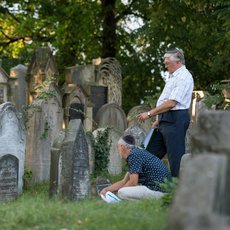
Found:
[203,82,230,110]
[93,128,111,176]
[0,183,169,230]
[160,177,179,206]
[23,169,32,190]
[1,0,230,112]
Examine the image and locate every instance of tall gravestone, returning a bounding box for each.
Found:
[0,63,9,104]
[25,84,63,183]
[49,130,65,197]
[169,111,230,230]
[9,64,27,111]
[61,119,90,200]
[0,102,25,201]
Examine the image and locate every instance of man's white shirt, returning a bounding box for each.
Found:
[157,65,194,110]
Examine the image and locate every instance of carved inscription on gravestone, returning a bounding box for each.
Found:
[0,155,18,200]
[72,129,90,200]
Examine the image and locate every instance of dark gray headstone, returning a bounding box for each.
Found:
[61,119,90,200]
[0,155,18,201]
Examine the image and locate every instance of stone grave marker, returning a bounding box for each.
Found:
[127,105,152,133]
[0,102,25,201]
[123,125,146,147]
[49,130,65,197]
[95,103,127,131]
[9,64,27,112]
[0,155,18,201]
[61,119,90,200]
[25,84,63,183]
[169,110,230,230]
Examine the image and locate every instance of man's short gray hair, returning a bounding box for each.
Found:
[164,48,185,64]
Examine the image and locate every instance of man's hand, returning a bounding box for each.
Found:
[136,112,148,122]
[100,188,108,196]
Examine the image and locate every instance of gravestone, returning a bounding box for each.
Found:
[124,126,146,147]
[27,47,59,103]
[95,103,127,131]
[127,105,152,133]
[9,64,27,111]
[0,102,25,201]
[169,110,230,230]
[49,130,65,197]
[0,155,18,201]
[108,128,122,175]
[0,63,9,104]
[61,119,90,200]
[96,57,122,106]
[94,176,112,195]
[85,132,95,175]
[25,83,63,183]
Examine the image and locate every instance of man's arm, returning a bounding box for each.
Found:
[137,100,177,122]
[123,173,138,187]
[100,172,130,196]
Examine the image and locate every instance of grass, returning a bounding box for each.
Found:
[0,183,169,230]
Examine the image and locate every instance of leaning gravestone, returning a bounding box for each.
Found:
[61,119,90,200]
[0,102,26,201]
[169,110,230,230]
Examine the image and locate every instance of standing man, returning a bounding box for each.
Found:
[100,135,171,201]
[137,48,194,177]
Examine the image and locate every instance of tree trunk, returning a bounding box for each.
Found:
[101,0,116,58]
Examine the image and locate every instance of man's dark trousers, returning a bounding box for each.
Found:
[146,109,190,177]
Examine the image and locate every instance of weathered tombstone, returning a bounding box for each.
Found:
[61,119,90,200]
[49,130,65,197]
[108,128,122,175]
[123,126,146,147]
[96,57,122,106]
[169,110,230,230]
[94,176,112,195]
[85,132,95,175]
[127,105,152,133]
[0,63,9,104]
[27,47,59,103]
[9,64,27,111]
[95,103,127,131]
[25,84,63,183]
[0,102,25,201]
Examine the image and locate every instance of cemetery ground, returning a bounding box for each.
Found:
[0,175,169,230]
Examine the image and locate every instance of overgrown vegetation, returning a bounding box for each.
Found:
[93,128,111,176]
[203,82,230,110]
[0,183,169,230]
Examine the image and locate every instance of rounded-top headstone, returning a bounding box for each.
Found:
[95,103,127,131]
